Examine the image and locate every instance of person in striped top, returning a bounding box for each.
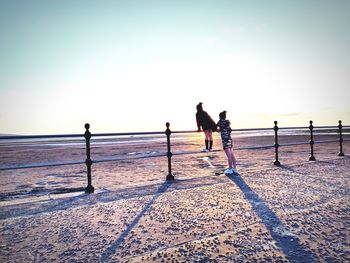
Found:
[217,111,239,175]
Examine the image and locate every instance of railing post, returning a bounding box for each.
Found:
[309,120,316,161]
[338,120,345,156]
[165,122,174,180]
[273,121,281,166]
[84,123,95,193]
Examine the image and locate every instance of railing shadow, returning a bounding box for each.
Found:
[99,180,173,262]
[226,175,316,263]
[0,175,224,220]
[0,189,88,220]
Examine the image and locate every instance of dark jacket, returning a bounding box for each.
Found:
[196,110,217,131]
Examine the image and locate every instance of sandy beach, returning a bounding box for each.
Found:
[0,133,349,262]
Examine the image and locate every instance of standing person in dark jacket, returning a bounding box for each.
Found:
[196,102,217,152]
[217,110,239,175]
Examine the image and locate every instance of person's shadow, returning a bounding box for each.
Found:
[226,174,317,263]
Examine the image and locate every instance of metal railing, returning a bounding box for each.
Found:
[0,120,348,194]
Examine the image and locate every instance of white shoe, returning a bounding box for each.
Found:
[231,168,240,175]
[203,148,209,153]
[224,168,234,175]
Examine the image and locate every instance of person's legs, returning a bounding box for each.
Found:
[204,129,212,140]
[209,140,213,151]
[207,130,213,140]
[207,130,213,150]
[203,130,209,150]
[224,148,233,168]
[204,130,213,150]
[230,148,237,169]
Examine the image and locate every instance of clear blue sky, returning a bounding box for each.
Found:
[1,0,349,134]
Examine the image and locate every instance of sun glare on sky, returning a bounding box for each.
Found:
[0,0,349,134]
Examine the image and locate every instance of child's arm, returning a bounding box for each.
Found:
[227,120,232,133]
[216,121,221,132]
[196,114,201,131]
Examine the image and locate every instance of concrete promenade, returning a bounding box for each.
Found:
[1,151,349,262]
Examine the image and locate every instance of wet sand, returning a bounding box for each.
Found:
[0,133,349,262]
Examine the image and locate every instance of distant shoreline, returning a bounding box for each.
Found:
[0,125,349,138]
